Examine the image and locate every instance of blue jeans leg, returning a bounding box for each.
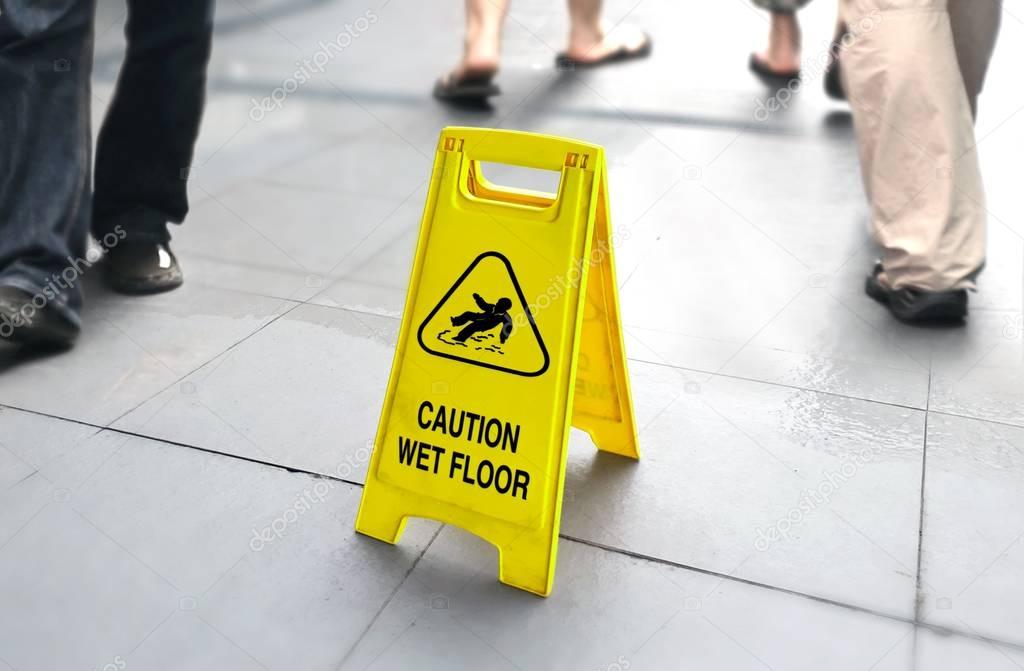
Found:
[0,0,96,323]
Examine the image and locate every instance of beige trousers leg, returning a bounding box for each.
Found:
[839,0,1001,292]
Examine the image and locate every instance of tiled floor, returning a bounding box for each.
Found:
[2,0,1023,669]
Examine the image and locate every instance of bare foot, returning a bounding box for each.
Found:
[564,23,648,63]
[752,50,800,75]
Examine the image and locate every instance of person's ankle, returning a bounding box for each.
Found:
[461,54,499,73]
[460,32,500,72]
[760,44,800,71]
[566,23,605,58]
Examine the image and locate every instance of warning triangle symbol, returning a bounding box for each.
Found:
[417,252,549,377]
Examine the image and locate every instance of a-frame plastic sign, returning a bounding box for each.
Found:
[355,127,639,597]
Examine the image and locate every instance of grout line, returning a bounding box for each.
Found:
[913,357,934,622]
[193,296,937,414]
[560,532,913,621]
[559,533,1024,653]
[626,354,929,413]
[102,299,305,430]
[335,524,445,670]
[926,409,1024,433]
[5,399,1024,652]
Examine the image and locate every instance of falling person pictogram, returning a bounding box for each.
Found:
[450,293,513,344]
[417,251,549,374]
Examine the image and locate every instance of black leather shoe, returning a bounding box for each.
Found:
[104,240,183,294]
[865,262,967,322]
[824,27,847,101]
[0,286,80,348]
[824,55,845,101]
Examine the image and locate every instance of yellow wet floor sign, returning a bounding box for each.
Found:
[355,127,639,596]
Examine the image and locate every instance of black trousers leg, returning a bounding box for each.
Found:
[93,0,214,243]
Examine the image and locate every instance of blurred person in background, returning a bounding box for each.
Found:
[0,1,213,348]
[844,0,1000,322]
[749,0,847,99]
[434,0,651,102]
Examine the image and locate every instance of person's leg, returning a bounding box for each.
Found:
[0,0,95,342]
[839,0,997,319]
[754,11,802,74]
[92,0,213,293]
[455,322,486,341]
[947,0,1001,119]
[451,311,478,326]
[93,0,214,242]
[457,0,507,78]
[564,0,648,63]
[438,0,507,88]
[434,0,506,100]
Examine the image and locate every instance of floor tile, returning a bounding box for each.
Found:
[126,611,265,671]
[174,182,407,302]
[0,472,52,549]
[114,303,397,480]
[0,282,290,426]
[258,125,433,200]
[0,407,99,475]
[926,310,1024,428]
[919,413,1024,645]
[342,525,914,671]
[915,627,1024,671]
[0,441,33,492]
[618,186,811,347]
[0,407,111,497]
[186,121,336,207]
[683,130,867,273]
[562,360,926,617]
[308,188,423,316]
[0,409,146,508]
[0,429,439,671]
[966,218,1023,314]
[310,224,417,317]
[0,503,179,671]
[623,326,744,374]
[718,288,931,408]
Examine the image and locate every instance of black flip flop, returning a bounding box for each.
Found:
[554,33,652,70]
[433,70,500,102]
[748,53,800,88]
